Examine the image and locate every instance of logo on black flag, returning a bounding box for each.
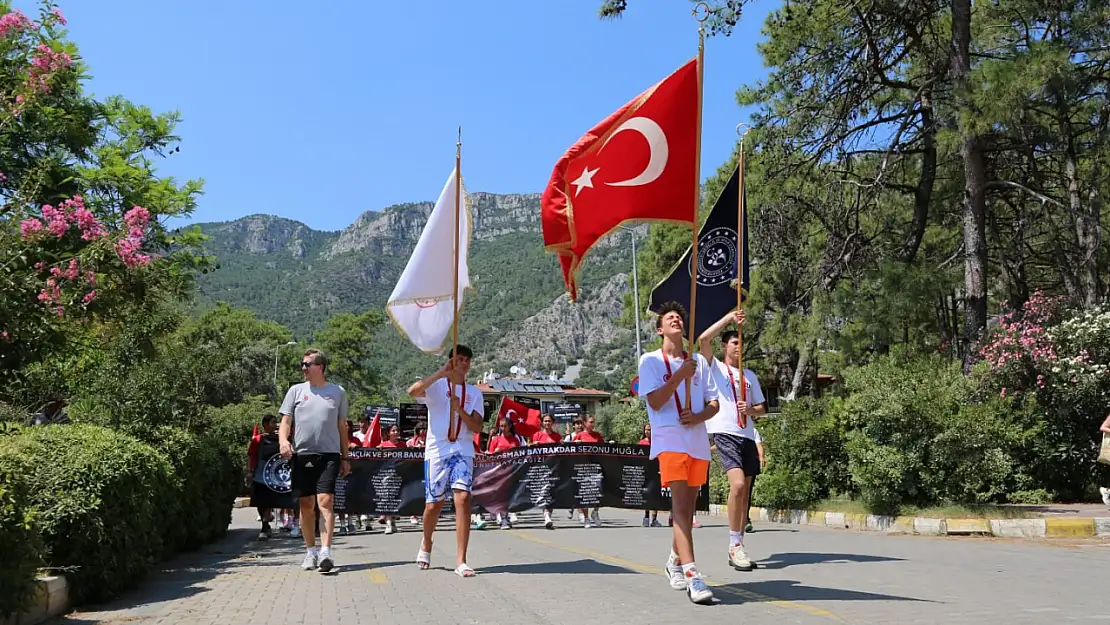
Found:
[648,165,749,339]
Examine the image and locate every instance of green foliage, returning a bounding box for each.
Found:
[0,425,175,604]
[751,398,848,510]
[594,399,647,443]
[314,310,389,407]
[149,427,239,551]
[0,459,42,618]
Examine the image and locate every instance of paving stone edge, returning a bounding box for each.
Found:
[705,504,1110,539]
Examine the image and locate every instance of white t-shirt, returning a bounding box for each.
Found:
[637,349,719,461]
[705,359,765,440]
[423,377,482,460]
[753,427,762,445]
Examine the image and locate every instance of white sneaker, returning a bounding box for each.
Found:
[1100,486,1110,507]
[665,564,687,590]
[291,525,302,538]
[728,543,753,571]
[410,516,420,525]
[590,509,601,525]
[301,552,317,570]
[686,574,714,604]
[384,521,395,535]
[318,548,334,573]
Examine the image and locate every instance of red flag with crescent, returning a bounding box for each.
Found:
[541,58,699,300]
[495,397,541,439]
[365,411,382,448]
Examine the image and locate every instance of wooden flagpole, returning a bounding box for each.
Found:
[448,127,463,442]
[685,4,708,409]
[736,123,749,422]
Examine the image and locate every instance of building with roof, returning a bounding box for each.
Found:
[476,377,612,424]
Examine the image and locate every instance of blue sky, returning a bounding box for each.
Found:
[29,0,777,231]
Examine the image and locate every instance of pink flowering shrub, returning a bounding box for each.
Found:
[976,291,1110,500]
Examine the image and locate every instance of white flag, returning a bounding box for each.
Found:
[386,167,471,354]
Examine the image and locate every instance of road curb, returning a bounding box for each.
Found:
[0,576,69,625]
[705,504,1110,539]
[233,496,250,509]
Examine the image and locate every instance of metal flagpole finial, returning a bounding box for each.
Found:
[457,126,462,148]
[693,1,711,22]
[736,122,751,139]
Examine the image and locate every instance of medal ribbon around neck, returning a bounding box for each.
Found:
[661,351,690,414]
[447,381,465,442]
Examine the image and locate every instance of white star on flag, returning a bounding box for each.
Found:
[386,166,471,353]
[571,166,598,197]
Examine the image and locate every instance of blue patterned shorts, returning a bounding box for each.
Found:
[424,452,473,503]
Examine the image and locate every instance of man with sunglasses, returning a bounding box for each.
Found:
[279,348,350,573]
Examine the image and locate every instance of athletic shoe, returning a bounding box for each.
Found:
[665,564,687,590]
[474,518,488,530]
[692,518,701,528]
[291,525,302,538]
[1100,487,1110,507]
[745,521,754,533]
[499,518,511,530]
[590,509,601,526]
[410,516,420,525]
[642,517,650,527]
[728,543,753,571]
[686,575,714,604]
[384,521,395,535]
[651,518,662,528]
[318,549,334,573]
[338,525,347,536]
[301,552,317,570]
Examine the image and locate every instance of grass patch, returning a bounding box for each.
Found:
[811,497,1039,519]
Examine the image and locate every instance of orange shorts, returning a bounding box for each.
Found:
[657,452,710,488]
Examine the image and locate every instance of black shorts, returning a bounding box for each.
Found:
[290,453,341,498]
[712,433,761,477]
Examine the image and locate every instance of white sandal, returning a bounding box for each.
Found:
[454,563,475,578]
[416,549,431,570]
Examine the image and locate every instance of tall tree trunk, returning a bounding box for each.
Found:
[951,0,988,370]
[1057,98,1102,307]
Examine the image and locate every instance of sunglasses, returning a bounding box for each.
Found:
[300,361,317,368]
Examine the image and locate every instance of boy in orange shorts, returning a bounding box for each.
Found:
[638,301,720,604]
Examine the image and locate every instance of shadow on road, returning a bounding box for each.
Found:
[713,579,936,606]
[478,558,639,575]
[756,552,905,569]
[50,527,258,624]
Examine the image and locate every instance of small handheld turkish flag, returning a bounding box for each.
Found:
[542,59,699,300]
[496,397,542,439]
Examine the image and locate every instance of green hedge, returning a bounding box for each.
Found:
[0,460,43,618]
[0,424,239,607]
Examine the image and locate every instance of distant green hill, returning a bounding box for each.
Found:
[193,192,643,397]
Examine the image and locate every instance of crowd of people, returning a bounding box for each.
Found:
[253,302,767,605]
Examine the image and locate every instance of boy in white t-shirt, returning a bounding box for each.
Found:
[699,309,768,572]
[638,301,720,605]
[406,345,484,578]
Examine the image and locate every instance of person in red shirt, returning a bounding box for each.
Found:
[407,424,427,448]
[487,416,525,529]
[638,423,662,528]
[572,415,606,527]
[532,414,561,529]
[378,424,408,535]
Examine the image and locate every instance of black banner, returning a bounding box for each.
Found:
[332,443,709,517]
[399,403,427,429]
[365,405,400,428]
[548,401,583,425]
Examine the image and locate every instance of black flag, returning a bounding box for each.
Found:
[648,165,749,339]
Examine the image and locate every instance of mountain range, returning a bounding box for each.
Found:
[193,192,646,395]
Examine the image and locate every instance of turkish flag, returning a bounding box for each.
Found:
[496,397,541,439]
[542,58,699,300]
[364,411,382,448]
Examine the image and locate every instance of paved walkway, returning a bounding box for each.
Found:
[50,507,1109,625]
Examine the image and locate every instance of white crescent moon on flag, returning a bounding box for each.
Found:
[601,116,669,187]
[506,409,518,422]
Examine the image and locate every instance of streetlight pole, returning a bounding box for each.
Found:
[619,226,643,364]
[273,341,297,393]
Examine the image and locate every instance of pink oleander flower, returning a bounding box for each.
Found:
[34,261,45,271]
[0,172,7,182]
[84,270,96,286]
[1000,388,1007,398]
[25,44,73,94]
[41,204,70,237]
[55,305,64,317]
[0,9,33,38]
[82,290,96,305]
[63,259,79,281]
[124,206,150,231]
[0,330,7,341]
[51,7,66,25]
[20,218,44,238]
